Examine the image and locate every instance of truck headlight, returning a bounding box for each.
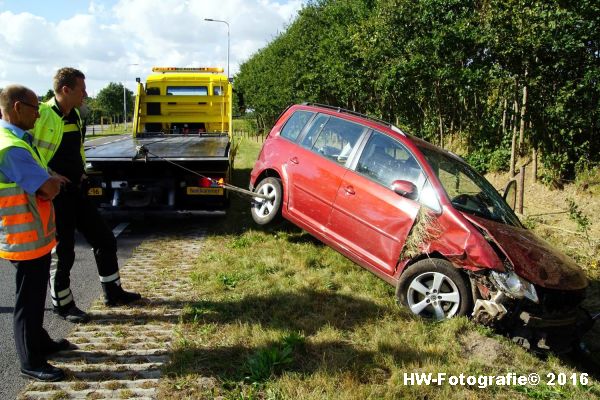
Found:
[490,270,539,303]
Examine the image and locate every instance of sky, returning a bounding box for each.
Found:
[0,0,305,96]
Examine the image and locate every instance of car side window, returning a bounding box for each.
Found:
[307,116,365,165]
[279,111,315,141]
[356,131,426,193]
[301,114,330,149]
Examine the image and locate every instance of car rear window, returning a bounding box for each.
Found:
[303,115,365,164]
[280,110,315,141]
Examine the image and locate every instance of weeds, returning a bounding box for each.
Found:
[566,198,591,234]
[245,333,304,383]
[219,273,241,290]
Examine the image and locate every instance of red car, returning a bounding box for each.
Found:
[249,103,594,353]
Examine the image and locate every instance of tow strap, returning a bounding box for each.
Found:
[133,145,270,200]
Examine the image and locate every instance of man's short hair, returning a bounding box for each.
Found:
[53,67,86,93]
[0,84,35,114]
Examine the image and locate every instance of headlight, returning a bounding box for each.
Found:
[490,270,539,303]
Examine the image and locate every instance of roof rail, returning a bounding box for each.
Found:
[301,102,402,134]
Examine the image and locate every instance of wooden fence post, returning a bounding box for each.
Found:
[517,165,526,214]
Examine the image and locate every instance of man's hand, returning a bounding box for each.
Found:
[36,176,63,200]
[51,171,71,187]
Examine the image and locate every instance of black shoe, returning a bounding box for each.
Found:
[21,362,65,382]
[54,304,90,323]
[43,338,76,356]
[104,287,142,307]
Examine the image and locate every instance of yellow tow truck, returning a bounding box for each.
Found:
[85,67,233,211]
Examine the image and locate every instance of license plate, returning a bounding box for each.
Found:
[186,187,224,195]
[88,188,103,196]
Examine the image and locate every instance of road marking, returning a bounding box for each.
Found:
[112,222,129,238]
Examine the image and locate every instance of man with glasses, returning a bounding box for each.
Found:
[0,84,71,381]
[31,68,140,324]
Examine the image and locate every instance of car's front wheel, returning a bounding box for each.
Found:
[396,259,472,320]
[251,177,283,226]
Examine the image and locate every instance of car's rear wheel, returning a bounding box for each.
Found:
[251,177,283,225]
[396,259,472,320]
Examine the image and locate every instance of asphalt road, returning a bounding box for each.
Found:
[84,133,129,148]
[0,219,146,399]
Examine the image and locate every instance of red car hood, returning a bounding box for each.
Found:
[465,215,588,290]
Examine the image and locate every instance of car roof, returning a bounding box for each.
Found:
[291,103,465,163]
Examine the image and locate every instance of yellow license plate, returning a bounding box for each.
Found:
[88,188,103,196]
[186,187,224,195]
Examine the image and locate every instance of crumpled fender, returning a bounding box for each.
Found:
[404,205,505,273]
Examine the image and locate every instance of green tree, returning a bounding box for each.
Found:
[235,0,599,182]
[41,89,55,102]
[96,82,134,123]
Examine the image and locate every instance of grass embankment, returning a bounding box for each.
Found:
[158,139,599,399]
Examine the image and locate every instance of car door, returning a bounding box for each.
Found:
[327,131,425,276]
[286,114,365,232]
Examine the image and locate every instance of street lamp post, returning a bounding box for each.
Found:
[123,85,127,131]
[204,18,230,80]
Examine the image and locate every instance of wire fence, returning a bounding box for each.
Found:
[232,130,266,143]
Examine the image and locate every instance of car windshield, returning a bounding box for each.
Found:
[418,146,522,227]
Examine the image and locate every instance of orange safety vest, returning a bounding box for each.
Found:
[0,127,56,260]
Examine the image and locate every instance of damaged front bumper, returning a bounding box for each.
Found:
[472,274,596,353]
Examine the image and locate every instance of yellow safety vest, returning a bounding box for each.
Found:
[31,97,85,166]
[0,128,56,260]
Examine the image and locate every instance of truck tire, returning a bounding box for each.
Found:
[396,259,472,320]
[251,177,283,225]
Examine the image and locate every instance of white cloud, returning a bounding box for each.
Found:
[0,0,305,95]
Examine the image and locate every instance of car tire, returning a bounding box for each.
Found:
[396,258,472,320]
[251,177,283,226]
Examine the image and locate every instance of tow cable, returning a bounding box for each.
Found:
[133,145,270,200]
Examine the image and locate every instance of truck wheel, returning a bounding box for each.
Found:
[251,177,283,225]
[396,259,472,320]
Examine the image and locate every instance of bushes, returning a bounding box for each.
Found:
[464,147,510,174]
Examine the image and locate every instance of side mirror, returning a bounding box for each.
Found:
[503,179,517,210]
[391,180,418,200]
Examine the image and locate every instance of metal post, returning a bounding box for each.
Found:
[204,18,230,80]
[517,165,526,214]
[123,84,127,131]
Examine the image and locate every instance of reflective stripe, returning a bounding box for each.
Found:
[0,186,24,196]
[54,287,71,299]
[51,292,73,307]
[63,123,80,133]
[4,222,38,234]
[34,138,56,151]
[99,271,120,283]
[0,204,30,217]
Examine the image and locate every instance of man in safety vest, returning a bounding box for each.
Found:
[0,85,71,382]
[31,67,141,324]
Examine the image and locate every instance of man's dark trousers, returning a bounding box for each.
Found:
[51,184,118,309]
[13,253,53,369]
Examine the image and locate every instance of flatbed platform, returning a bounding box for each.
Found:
[85,134,230,162]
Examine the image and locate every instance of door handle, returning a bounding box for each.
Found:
[289,157,299,164]
[344,186,355,195]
